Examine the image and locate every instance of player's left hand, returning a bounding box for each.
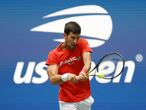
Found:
[77,72,89,81]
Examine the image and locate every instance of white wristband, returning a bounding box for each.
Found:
[61,73,70,82]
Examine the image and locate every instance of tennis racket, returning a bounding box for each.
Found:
[89,52,125,79]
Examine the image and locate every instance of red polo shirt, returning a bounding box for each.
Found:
[46,38,92,102]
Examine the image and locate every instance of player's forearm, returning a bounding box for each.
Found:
[49,74,63,85]
[81,52,91,74]
[47,65,63,85]
[81,64,91,74]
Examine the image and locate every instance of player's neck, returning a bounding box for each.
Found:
[60,42,69,50]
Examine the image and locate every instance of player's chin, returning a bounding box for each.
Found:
[70,45,76,50]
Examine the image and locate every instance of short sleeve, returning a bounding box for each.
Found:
[78,38,92,53]
[46,50,58,65]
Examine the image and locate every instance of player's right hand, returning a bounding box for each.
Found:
[68,73,78,83]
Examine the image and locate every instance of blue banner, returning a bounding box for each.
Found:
[0,0,146,110]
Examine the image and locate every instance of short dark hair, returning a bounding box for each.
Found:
[64,21,81,35]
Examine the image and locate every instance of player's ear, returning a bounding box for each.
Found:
[64,33,68,39]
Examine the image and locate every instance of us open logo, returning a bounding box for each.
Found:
[13,5,141,84]
[31,5,113,48]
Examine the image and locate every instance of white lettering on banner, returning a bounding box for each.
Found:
[13,62,48,84]
[13,60,135,84]
[93,61,135,83]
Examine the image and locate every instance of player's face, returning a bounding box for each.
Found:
[64,32,80,50]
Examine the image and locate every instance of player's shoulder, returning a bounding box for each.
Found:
[78,38,88,44]
[48,46,59,57]
[51,48,59,55]
[50,43,62,53]
[77,38,89,46]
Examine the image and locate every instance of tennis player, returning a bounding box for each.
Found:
[46,21,94,110]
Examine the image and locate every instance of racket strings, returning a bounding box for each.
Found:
[89,53,125,79]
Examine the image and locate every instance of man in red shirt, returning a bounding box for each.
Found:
[46,21,94,110]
